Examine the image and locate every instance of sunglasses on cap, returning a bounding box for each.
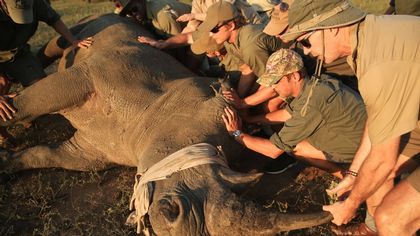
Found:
[268,0,289,12]
[298,31,315,48]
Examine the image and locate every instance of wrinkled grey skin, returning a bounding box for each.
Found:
[1,14,332,235]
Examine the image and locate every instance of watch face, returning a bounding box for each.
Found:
[233,130,241,137]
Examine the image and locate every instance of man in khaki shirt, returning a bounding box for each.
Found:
[282,0,420,235]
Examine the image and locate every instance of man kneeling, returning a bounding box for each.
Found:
[222,49,366,178]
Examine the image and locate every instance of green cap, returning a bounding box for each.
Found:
[4,0,33,24]
[257,49,303,87]
[196,1,239,34]
[281,0,366,42]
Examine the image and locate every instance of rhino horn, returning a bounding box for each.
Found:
[206,191,333,235]
[217,167,263,192]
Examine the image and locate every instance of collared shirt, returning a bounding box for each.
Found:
[347,15,420,145]
[146,0,191,37]
[270,75,367,163]
[186,0,264,31]
[0,0,60,61]
[223,24,283,77]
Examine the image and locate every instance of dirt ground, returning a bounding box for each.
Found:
[0,113,366,235]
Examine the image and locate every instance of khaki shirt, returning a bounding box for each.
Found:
[270,75,367,163]
[347,15,420,145]
[0,0,60,62]
[146,0,191,37]
[223,24,282,77]
[186,0,263,31]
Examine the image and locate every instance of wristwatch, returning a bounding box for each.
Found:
[232,130,242,138]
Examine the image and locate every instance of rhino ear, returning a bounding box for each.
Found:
[217,167,263,192]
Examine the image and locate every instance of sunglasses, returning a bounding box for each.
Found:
[210,18,235,33]
[298,31,315,48]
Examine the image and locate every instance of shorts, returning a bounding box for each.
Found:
[400,125,420,159]
[407,167,420,192]
[0,45,46,87]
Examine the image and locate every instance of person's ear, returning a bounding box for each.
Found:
[228,22,236,31]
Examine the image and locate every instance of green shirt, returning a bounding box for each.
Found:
[146,0,191,37]
[0,0,60,61]
[223,24,283,77]
[269,75,367,163]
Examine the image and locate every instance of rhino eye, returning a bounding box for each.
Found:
[158,198,180,223]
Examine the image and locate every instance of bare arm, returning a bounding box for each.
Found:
[222,107,284,158]
[237,64,256,98]
[138,32,193,49]
[244,108,291,124]
[323,135,400,225]
[348,123,371,172]
[51,20,92,48]
[222,86,278,109]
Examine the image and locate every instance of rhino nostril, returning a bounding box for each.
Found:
[158,198,180,223]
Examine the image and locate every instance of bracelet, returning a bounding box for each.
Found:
[345,170,358,177]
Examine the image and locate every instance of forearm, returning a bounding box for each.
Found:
[237,66,256,98]
[348,123,371,172]
[164,33,193,48]
[244,109,291,124]
[235,133,284,158]
[51,19,77,46]
[347,136,400,206]
[241,86,277,108]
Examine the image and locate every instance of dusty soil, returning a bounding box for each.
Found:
[0,115,365,235]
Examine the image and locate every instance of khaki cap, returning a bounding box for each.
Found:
[257,49,303,87]
[191,32,224,55]
[281,0,366,42]
[4,0,33,24]
[263,0,294,36]
[196,1,239,34]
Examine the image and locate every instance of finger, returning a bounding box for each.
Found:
[222,114,228,124]
[0,110,6,122]
[0,105,13,119]
[2,101,15,114]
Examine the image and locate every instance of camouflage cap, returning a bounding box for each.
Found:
[263,0,294,36]
[281,0,366,42]
[257,49,303,87]
[4,0,33,24]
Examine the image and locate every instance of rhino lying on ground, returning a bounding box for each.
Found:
[1,14,331,235]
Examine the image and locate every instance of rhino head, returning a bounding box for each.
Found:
[146,162,332,235]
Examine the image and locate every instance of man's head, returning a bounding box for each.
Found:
[281,0,366,63]
[194,1,240,46]
[257,49,304,97]
[1,0,33,24]
[115,0,146,23]
[263,0,294,38]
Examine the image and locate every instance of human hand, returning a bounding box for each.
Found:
[176,13,195,22]
[0,94,16,122]
[73,37,93,49]
[137,36,166,49]
[322,199,358,226]
[222,106,242,135]
[222,89,243,109]
[326,175,356,199]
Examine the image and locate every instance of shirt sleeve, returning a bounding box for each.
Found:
[269,105,324,152]
[35,0,60,25]
[185,0,202,30]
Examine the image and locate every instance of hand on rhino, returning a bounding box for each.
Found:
[0,94,16,122]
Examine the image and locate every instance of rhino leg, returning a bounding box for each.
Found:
[0,66,93,126]
[1,132,111,172]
